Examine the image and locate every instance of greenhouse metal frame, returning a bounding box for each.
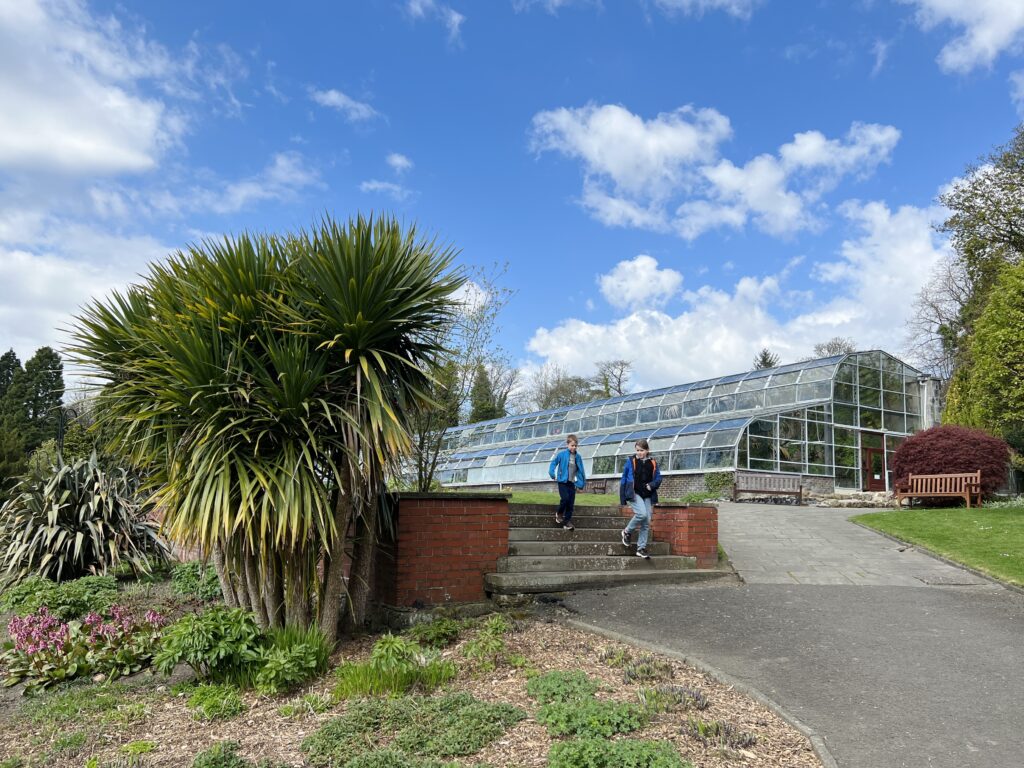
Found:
[436,350,932,494]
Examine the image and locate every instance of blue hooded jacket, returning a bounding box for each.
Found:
[549,448,586,489]
[619,455,662,505]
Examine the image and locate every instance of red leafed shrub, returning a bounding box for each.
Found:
[892,425,1010,501]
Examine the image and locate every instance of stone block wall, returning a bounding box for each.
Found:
[376,493,510,608]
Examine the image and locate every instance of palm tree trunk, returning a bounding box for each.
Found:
[319,462,353,645]
[262,552,285,629]
[212,542,239,608]
[244,545,269,628]
[343,487,379,635]
[284,543,311,629]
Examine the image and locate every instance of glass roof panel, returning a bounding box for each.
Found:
[599,431,633,443]
[627,429,654,440]
[715,372,747,385]
[651,426,683,438]
[541,440,564,449]
[681,421,716,433]
[578,435,603,445]
[711,417,751,430]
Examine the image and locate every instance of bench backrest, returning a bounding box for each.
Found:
[907,471,980,494]
[736,472,802,491]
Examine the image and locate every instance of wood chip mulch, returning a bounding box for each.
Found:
[0,616,823,768]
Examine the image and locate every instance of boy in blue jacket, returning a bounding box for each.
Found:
[548,434,586,530]
[619,438,661,559]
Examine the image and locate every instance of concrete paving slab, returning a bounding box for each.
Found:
[562,500,1024,768]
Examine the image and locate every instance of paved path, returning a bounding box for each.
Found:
[563,501,1024,768]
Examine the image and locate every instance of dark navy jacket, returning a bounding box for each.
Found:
[619,456,662,505]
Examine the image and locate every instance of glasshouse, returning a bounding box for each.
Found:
[436,350,942,496]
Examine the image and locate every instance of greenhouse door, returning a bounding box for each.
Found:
[861,432,887,492]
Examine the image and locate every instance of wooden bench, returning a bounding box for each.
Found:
[732,472,803,505]
[586,479,609,494]
[893,471,982,508]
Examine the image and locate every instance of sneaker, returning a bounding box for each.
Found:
[636,548,650,559]
[555,513,564,525]
[620,529,631,548]
[563,522,575,531]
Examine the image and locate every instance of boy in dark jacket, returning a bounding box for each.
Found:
[619,438,661,559]
[548,434,586,530]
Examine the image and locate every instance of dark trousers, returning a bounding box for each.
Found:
[557,482,576,522]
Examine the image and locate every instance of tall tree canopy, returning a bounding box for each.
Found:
[752,348,780,370]
[469,363,504,423]
[70,215,463,641]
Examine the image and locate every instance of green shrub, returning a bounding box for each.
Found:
[154,606,262,682]
[302,693,523,766]
[686,716,757,748]
[0,574,118,620]
[344,750,461,768]
[480,614,512,635]
[461,632,505,670]
[526,670,600,704]
[254,624,332,694]
[0,757,25,768]
[703,471,733,498]
[187,683,246,721]
[537,699,648,738]
[278,691,333,718]
[172,561,223,601]
[681,491,715,504]
[548,738,689,768]
[405,618,463,649]
[0,454,169,583]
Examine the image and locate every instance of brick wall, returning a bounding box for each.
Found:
[618,502,718,568]
[376,493,510,608]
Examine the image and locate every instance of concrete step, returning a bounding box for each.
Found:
[511,513,625,529]
[509,527,626,542]
[496,554,695,573]
[508,540,671,557]
[510,503,622,515]
[484,568,736,595]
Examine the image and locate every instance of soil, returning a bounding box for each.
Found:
[0,608,823,768]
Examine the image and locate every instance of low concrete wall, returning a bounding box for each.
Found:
[376,493,510,608]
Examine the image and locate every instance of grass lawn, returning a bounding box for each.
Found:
[851,506,1024,586]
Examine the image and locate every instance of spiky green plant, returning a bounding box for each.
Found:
[0,453,168,582]
[68,214,463,640]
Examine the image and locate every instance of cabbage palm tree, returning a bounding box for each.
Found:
[69,215,463,641]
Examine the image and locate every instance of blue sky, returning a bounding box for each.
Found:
[1,0,1022,392]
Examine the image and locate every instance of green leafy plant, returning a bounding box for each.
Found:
[526,670,600,704]
[122,740,157,766]
[622,656,675,684]
[0,574,118,620]
[254,624,332,694]
[537,699,648,738]
[686,717,757,748]
[0,454,169,583]
[681,491,715,504]
[703,471,734,498]
[548,738,689,768]
[343,750,461,768]
[187,683,246,721]
[172,561,223,601]
[638,685,709,713]
[460,632,505,671]
[0,757,24,768]
[278,691,333,718]
[598,647,632,669]
[154,606,262,683]
[52,729,88,754]
[333,636,455,700]
[302,693,524,766]
[480,614,512,635]
[405,618,463,649]
[191,741,282,768]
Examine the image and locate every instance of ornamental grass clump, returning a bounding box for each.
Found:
[333,634,455,699]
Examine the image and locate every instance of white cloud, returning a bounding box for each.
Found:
[406,0,465,44]
[654,0,760,19]
[598,255,683,310]
[899,0,1024,73]
[387,153,414,174]
[871,39,891,76]
[533,102,900,240]
[0,0,184,175]
[1011,71,1024,116]
[309,88,379,121]
[201,152,322,214]
[526,199,949,388]
[360,179,413,201]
